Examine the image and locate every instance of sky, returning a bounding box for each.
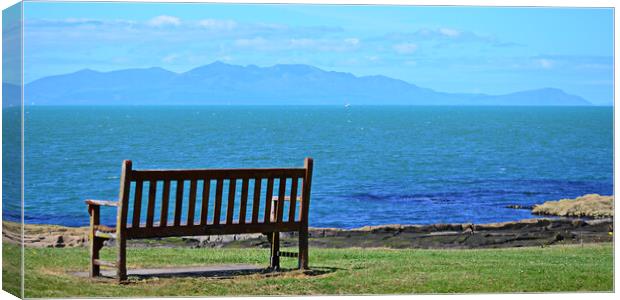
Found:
[20,1,614,104]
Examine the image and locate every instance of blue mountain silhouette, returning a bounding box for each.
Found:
[22,62,591,105]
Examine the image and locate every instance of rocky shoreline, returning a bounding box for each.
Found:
[2,217,613,249]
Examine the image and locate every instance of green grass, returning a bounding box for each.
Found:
[2,242,21,298]
[3,242,613,297]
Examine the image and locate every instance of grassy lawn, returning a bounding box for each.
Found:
[2,242,613,297]
[2,242,21,298]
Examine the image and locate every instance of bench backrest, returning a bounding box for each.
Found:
[116,158,313,239]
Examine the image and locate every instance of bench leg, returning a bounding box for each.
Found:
[89,237,103,277]
[117,236,127,282]
[88,205,102,277]
[298,228,309,270]
[269,232,280,271]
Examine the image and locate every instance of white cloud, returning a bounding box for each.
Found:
[197,19,237,30]
[439,28,460,37]
[148,15,181,27]
[393,43,418,54]
[537,58,554,69]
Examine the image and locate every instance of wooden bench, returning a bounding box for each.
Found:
[86,158,313,282]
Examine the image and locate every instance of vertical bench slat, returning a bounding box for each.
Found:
[132,180,144,228]
[173,180,184,226]
[264,178,274,223]
[200,179,211,225]
[276,177,287,223]
[187,179,197,225]
[213,179,224,225]
[288,177,299,223]
[145,180,157,228]
[226,179,237,224]
[160,180,170,227]
[238,178,249,224]
[251,178,262,224]
[299,178,305,222]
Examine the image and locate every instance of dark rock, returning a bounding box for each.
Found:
[506,205,534,209]
[54,235,65,248]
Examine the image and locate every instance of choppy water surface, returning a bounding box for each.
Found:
[12,106,613,228]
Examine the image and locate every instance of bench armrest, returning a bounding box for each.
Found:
[85,199,118,207]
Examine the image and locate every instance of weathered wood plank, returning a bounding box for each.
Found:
[145,180,157,228]
[93,259,117,268]
[159,180,171,227]
[238,178,249,224]
[251,178,262,224]
[226,179,237,224]
[299,157,313,270]
[117,161,133,229]
[89,204,101,277]
[200,179,211,226]
[133,168,305,181]
[85,199,118,207]
[187,179,197,225]
[117,160,132,282]
[264,178,274,223]
[288,177,299,223]
[213,179,224,225]
[131,180,144,228]
[126,222,302,239]
[276,177,287,223]
[173,180,184,227]
[299,158,313,224]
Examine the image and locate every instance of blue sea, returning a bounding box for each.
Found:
[5,106,614,228]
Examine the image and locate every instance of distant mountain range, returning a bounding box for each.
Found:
[15,61,591,105]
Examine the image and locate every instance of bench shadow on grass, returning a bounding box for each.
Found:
[76,265,343,283]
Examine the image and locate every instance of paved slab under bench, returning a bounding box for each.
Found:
[72,264,264,280]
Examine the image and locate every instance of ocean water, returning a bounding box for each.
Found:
[8,106,614,228]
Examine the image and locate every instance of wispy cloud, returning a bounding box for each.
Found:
[438,28,460,37]
[25,18,136,27]
[197,19,237,30]
[376,28,507,46]
[147,15,181,27]
[393,43,418,54]
[232,37,360,52]
[290,37,360,51]
[536,58,554,69]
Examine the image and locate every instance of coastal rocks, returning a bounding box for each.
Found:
[3,217,613,249]
[239,218,613,249]
[187,233,263,248]
[54,235,65,248]
[507,194,614,218]
[505,204,534,210]
[2,221,89,248]
[532,194,614,218]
